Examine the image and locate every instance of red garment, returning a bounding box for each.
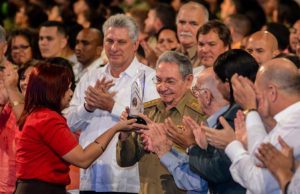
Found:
[16,108,78,186]
[0,104,18,194]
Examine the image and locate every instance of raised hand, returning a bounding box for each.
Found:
[3,64,19,90]
[94,77,114,92]
[165,117,196,149]
[120,107,130,121]
[231,74,257,110]
[204,117,235,149]
[234,110,247,148]
[141,123,172,156]
[256,137,294,190]
[140,41,158,68]
[84,77,116,112]
[183,116,208,150]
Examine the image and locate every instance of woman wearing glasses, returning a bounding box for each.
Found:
[7,28,42,66]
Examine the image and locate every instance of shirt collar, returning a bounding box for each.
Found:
[156,90,195,115]
[86,57,103,72]
[207,104,230,128]
[274,101,300,123]
[178,45,197,59]
[105,57,141,78]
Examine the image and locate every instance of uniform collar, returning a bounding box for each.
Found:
[177,45,197,60]
[156,90,194,116]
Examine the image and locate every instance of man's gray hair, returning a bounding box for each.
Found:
[103,14,139,42]
[156,51,193,78]
[0,25,6,43]
[176,2,209,24]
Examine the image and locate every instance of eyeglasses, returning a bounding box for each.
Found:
[11,45,30,51]
[191,86,207,97]
[152,77,178,86]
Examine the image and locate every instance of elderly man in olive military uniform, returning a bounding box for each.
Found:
[116,51,205,194]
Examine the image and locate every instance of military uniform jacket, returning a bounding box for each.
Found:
[176,45,201,68]
[116,90,206,194]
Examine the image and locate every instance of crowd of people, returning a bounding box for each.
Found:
[1,0,300,194]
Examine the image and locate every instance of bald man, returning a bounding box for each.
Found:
[221,58,300,193]
[176,2,209,68]
[195,68,229,115]
[73,28,103,82]
[246,31,280,65]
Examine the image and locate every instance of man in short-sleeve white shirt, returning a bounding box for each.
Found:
[65,14,159,193]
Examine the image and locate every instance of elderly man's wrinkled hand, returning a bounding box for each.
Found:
[231,74,257,110]
[204,117,235,149]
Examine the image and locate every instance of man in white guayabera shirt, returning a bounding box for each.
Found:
[219,58,300,194]
[65,14,159,194]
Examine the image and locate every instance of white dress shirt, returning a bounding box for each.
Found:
[72,57,104,83]
[288,166,300,194]
[65,58,159,192]
[225,101,300,194]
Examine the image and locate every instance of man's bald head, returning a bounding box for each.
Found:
[75,28,103,66]
[255,57,300,117]
[257,58,300,94]
[246,31,280,65]
[197,68,223,100]
[79,28,103,46]
[194,67,228,115]
[178,2,209,22]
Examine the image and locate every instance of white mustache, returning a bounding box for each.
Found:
[179,32,193,37]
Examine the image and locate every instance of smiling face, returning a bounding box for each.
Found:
[155,61,192,108]
[198,30,228,68]
[104,27,138,70]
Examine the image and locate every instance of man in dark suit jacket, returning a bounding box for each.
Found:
[188,103,245,194]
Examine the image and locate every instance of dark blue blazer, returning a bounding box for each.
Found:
[189,104,246,194]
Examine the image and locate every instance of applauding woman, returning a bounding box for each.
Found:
[14,61,136,194]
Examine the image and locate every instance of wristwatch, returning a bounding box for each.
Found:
[243,108,257,115]
[10,100,24,107]
[186,144,196,155]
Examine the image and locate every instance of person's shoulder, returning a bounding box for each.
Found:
[31,108,62,118]
[77,65,106,85]
[185,97,202,113]
[182,91,202,113]
[144,98,161,109]
[136,60,155,73]
[27,108,65,127]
